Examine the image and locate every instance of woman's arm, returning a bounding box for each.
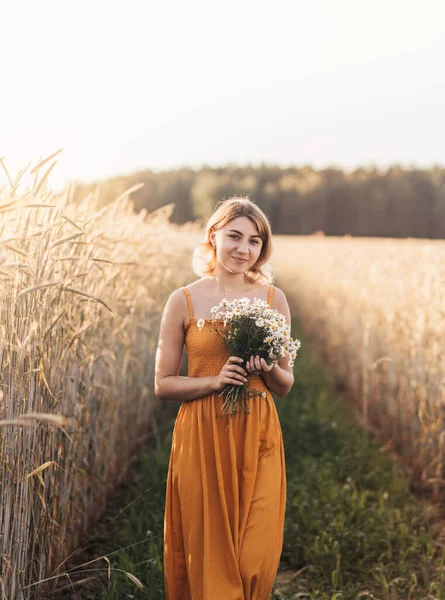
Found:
[157,374,217,402]
[260,286,295,397]
[154,289,219,402]
[262,364,294,397]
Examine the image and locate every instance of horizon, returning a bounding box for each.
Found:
[2,156,443,197]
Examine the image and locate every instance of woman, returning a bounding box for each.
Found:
[155,196,294,599]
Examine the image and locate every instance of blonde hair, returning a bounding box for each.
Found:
[191,195,274,284]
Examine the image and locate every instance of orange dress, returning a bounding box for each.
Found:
[163,284,286,600]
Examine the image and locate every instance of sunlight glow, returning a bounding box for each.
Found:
[1,0,444,192]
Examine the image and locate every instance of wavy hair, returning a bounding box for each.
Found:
[191,195,274,284]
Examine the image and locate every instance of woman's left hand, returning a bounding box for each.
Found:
[246,354,275,375]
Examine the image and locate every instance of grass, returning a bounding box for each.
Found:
[56,321,445,599]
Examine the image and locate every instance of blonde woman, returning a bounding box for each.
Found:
[155,196,294,599]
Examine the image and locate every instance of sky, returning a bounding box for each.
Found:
[1,0,444,193]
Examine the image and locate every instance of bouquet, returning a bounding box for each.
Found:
[197,297,301,427]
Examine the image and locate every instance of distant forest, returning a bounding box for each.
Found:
[72,165,445,238]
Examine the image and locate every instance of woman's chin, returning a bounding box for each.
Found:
[229,265,248,273]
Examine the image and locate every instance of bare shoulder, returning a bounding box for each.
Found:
[182,277,213,303]
[165,286,186,306]
[164,279,207,326]
[271,285,287,303]
[271,285,292,323]
[168,278,206,302]
[184,278,208,292]
[160,288,187,326]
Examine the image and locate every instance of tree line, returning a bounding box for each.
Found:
[71,164,445,238]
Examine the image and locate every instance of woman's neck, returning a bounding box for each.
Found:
[205,274,261,295]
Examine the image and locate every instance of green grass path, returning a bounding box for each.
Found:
[57,322,445,599]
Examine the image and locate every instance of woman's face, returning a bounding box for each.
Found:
[212,216,263,272]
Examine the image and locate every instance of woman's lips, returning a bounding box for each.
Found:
[233,257,248,263]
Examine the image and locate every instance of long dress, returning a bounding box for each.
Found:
[163,284,286,600]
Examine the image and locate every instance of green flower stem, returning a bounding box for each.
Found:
[218,379,266,429]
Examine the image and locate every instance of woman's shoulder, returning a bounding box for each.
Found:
[269,284,287,301]
[168,279,207,305]
[268,286,290,320]
[164,282,206,324]
[181,277,207,293]
[270,283,284,295]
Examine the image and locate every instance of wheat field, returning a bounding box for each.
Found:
[0,156,199,598]
[272,233,445,497]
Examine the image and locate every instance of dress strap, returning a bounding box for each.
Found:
[268,284,274,307]
[182,287,195,320]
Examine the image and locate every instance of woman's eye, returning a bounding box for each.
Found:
[229,234,260,244]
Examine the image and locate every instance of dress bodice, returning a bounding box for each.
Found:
[182,285,275,389]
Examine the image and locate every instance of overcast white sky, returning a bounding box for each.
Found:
[1,0,444,193]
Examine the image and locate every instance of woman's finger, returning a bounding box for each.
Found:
[261,358,274,372]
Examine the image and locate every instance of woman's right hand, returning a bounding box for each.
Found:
[213,356,248,393]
